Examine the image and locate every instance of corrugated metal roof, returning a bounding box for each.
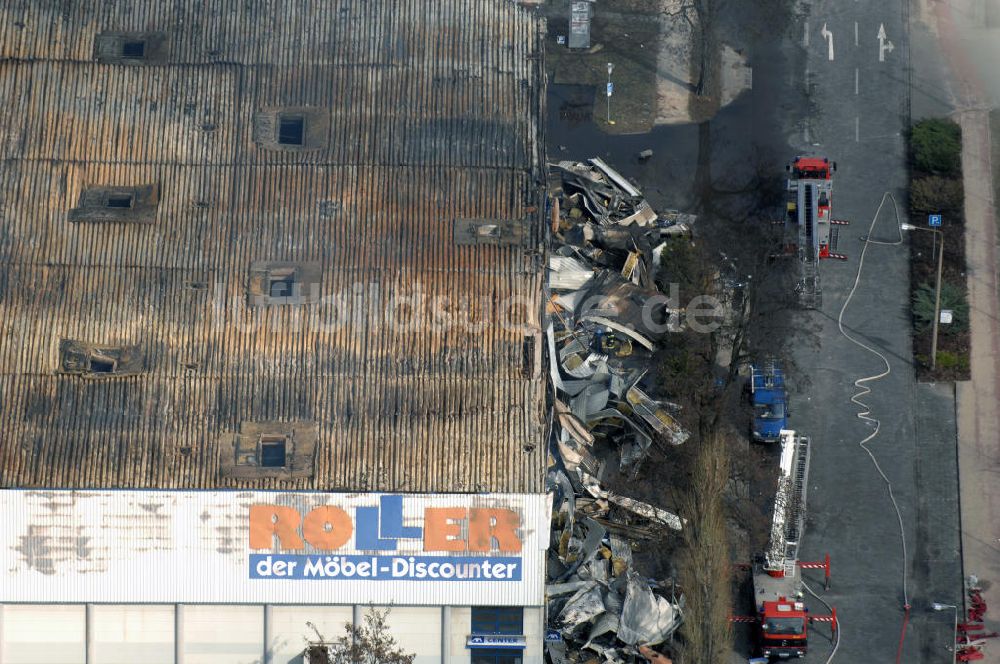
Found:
[0,490,549,606]
[0,1,548,492]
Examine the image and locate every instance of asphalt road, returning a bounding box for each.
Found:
[781,0,965,662]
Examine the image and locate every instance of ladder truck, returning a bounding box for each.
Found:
[732,430,837,660]
[785,156,848,309]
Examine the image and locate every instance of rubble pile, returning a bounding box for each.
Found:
[544,159,697,662]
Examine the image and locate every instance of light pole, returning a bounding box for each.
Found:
[901,223,944,370]
[931,602,958,664]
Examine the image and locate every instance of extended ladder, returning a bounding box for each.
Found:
[764,430,810,574]
[792,180,822,308]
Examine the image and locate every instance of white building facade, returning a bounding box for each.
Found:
[0,491,550,664]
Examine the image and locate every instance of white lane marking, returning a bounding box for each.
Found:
[821,22,835,60]
[855,67,859,94]
[855,21,859,46]
[804,20,810,47]
[855,116,860,142]
[878,23,895,62]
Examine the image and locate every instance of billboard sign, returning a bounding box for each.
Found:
[248,495,523,582]
[0,490,549,605]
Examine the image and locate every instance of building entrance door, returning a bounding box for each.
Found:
[471,650,523,664]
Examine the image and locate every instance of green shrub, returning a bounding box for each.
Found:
[910,175,964,219]
[912,281,969,334]
[935,350,968,371]
[911,118,962,177]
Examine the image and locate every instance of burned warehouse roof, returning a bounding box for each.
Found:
[0,0,548,492]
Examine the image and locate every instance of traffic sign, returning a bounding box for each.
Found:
[606,81,614,97]
[928,214,942,227]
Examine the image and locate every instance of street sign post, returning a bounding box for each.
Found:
[606,62,614,125]
[928,214,943,258]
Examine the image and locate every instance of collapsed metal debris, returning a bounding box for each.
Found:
[545,489,685,662]
[545,159,695,662]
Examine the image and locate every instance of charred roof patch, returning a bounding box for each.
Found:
[58,340,144,378]
[93,31,168,65]
[454,218,529,246]
[68,184,159,224]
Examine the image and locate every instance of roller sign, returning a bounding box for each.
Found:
[249,495,523,581]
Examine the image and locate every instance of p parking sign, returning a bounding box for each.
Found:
[928,214,942,227]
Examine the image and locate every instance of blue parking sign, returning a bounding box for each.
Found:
[607,82,614,97]
[928,214,942,227]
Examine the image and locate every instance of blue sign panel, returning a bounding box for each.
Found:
[545,629,563,642]
[467,635,527,650]
[928,214,942,227]
[606,82,614,97]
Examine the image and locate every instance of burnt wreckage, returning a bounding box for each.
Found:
[544,159,699,662]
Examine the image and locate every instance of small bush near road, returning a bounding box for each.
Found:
[935,350,969,372]
[909,175,964,219]
[910,118,962,177]
[912,281,969,335]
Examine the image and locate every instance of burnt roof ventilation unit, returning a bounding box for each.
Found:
[58,340,144,378]
[68,184,159,224]
[219,422,317,479]
[93,31,168,65]
[252,107,330,151]
[248,261,322,306]
[453,218,529,246]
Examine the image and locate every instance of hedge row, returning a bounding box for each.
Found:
[908,118,970,381]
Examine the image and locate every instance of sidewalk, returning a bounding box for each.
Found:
[956,106,1000,644]
[926,0,1000,654]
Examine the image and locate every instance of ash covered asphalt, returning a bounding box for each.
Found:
[545,0,964,661]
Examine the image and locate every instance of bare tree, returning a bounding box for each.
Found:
[305,607,415,664]
[660,0,718,97]
[674,432,734,664]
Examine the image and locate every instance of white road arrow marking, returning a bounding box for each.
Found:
[877,23,895,62]
[821,22,835,60]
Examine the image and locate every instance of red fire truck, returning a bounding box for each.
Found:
[732,430,837,659]
[785,156,848,308]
